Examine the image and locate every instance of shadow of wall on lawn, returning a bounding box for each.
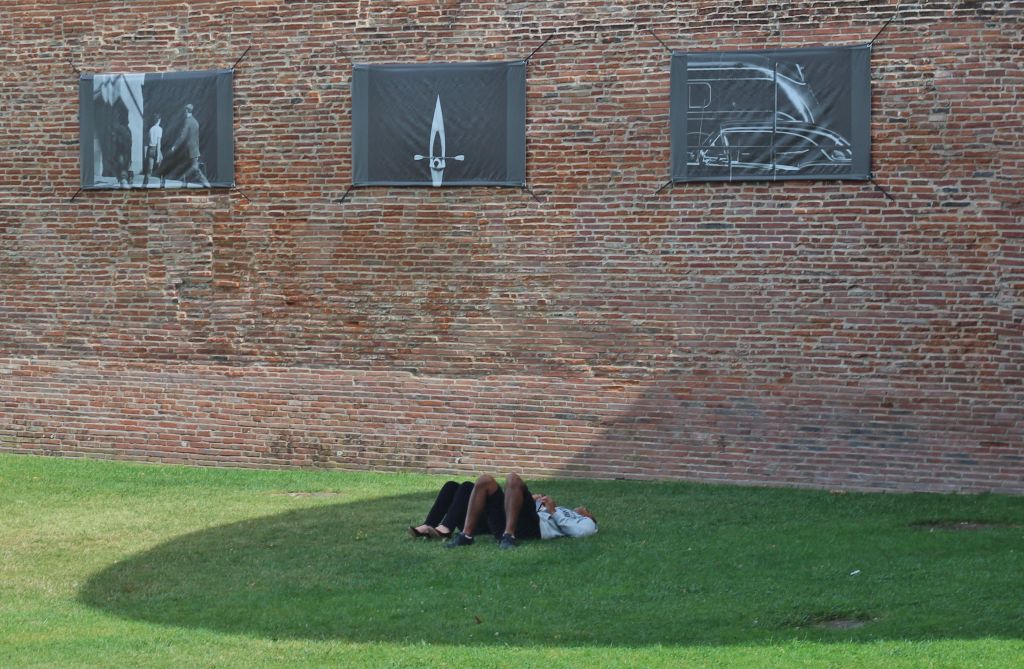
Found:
[78,485,1024,646]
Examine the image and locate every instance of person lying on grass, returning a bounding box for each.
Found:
[409,473,597,549]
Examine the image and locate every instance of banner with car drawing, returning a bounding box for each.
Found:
[351,61,527,187]
[671,45,871,182]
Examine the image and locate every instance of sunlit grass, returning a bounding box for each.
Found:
[2,453,1022,668]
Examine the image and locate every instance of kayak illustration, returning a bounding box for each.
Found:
[413,96,464,186]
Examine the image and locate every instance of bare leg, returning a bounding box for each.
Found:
[503,473,527,536]
[462,474,499,537]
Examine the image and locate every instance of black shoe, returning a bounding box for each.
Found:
[445,532,474,548]
[498,533,517,550]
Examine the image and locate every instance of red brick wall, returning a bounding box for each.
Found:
[2,1,1022,492]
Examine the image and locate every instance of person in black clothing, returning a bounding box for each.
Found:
[410,474,539,544]
[171,103,211,188]
[412,473,596,550]
[410,480,483,539]
[442,472,543,549]
[111,113,133,188]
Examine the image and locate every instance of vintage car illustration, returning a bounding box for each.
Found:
[683,55,854,178]
[687,57,820,124]
[694,121,853,173]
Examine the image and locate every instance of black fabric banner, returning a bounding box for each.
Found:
[672,45,871,182]
[351,61,526,187]
[79,69,234,190]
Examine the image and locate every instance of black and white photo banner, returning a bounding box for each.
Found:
[672,45,871,182]
[351,61,527,187]
[79,69,234,190]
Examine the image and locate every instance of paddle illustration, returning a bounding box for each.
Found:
[413,96,464,186]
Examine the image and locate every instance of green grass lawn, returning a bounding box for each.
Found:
[2,453,1022,668]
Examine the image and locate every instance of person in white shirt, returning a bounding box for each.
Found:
[533,493,598,540]
[444,473,597,550]
[142,112,164,188]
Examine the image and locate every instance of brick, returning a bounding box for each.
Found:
[0,1,1022,493]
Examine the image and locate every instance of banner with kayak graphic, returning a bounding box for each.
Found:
[351,61,526,187]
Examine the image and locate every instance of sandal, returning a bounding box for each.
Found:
[409,525,453,539]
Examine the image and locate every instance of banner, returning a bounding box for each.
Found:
[79,69,234,190]
[352,61,526,187]
[672,45,871,182]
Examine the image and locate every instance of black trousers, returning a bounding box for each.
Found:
[423,481,477,532]
[423,480,541,539]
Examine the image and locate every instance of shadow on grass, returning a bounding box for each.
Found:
[79,486,1024,646]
